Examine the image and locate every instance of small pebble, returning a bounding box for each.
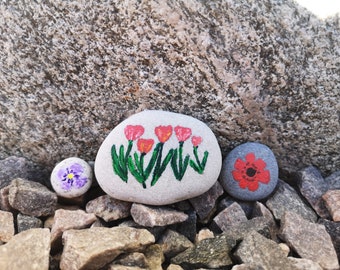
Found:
[50,157,93,198]
[221,142,278,201]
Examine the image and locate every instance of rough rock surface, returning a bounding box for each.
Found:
[60,227,155,270]
[130,203,188,227]
[171,233,234,269]
[0,0,339,176]
[234,231,297,269]
[0,210,14,242]
[0,228,50,270]
[8,178,58,216]
[213,202,248,232]
[280,211,339,270]
[17,213,43,233]
[86,195,132,222]
[318,219,340,262]
[50,209,97,250]
[296,166,330,218]
[266,180,317,222]
[322,190,340,221]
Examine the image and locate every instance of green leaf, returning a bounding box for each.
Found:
[128,157,145,184]
[189,159,201,173]
[201,151,209,169]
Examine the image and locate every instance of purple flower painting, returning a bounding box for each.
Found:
[57,163,88,190]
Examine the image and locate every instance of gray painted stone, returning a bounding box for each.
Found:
[8,178,58,217]
[296,166,330,218]
[0,0,339,178]
[95,110,221,205]
[221,142,278,201]
[280,211,339,270]
[266,180,317,222]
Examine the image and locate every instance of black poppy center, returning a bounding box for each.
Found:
[246,167,257,177]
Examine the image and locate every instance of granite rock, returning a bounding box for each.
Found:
[189,181,224,221]
[50,209,97,251]
[266,180,317,222]
[60,227,155,270]
[172,210,197,242]
[131,203,188,227]
[0,210,14,242]
[296,166,330,218]
[234,231,297,269]
[325,171,340,190]
[8,178,57,216]
[280,211,339,270]
[112,252,149,268]
[1,0,339,182]
[167,264,184,270]
[17,213,43,233]
[322,190,340,221]
[0,228,50,270]
[144,244,164,270]
[158,229,194,259]
[0,185,12,211]
[318,219,340,262]
[287,257,323,270]
[221,142,279,201]
[213,202,248,232]
[195,228,214,243]
[86,195,132,222]
[171,234,234,269]
[51,157,93,198]
[218,196,255,218]
[95,110,222,205]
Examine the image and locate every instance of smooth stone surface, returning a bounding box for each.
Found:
[280,211,339,270]
[95,110,222,205]
[131,203,188,227]
[51,157,93,198]
[8,178,57,216]
[0,228,50,270]
[221,142,278,201]
[60,227,155,270]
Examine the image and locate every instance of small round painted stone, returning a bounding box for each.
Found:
[221,142,278,201]
[51,157,93,198]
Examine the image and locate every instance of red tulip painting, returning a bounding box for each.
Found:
[111,124,210,188]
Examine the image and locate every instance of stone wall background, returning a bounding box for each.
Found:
[0,0,339,178]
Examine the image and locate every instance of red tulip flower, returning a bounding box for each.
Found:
[124,125,144,141]
[155,125,173,143]
[137,139,154,154]
[174,126,192,142]
[191,136,202,147]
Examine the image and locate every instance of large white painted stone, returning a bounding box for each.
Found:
[95,110,222,205]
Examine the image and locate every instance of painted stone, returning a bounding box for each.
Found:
[50,157,93,198]
[221,142,278,201]
[95,110,222,205]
